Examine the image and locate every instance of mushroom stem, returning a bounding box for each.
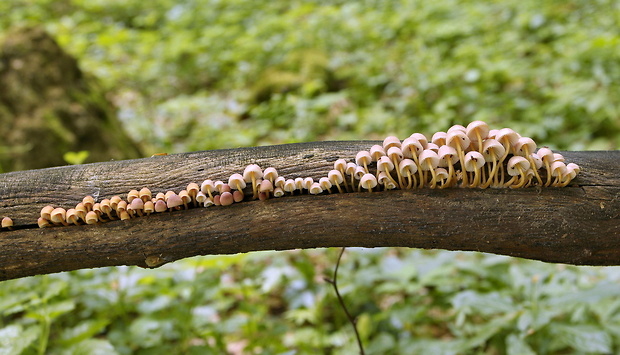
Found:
[251,176,258,199]
[391,156,405,189]
[523,147,543,186]
[441,162,455,189]
[429,169,438,189]
[455,144,468,187]
[480,151,498,189]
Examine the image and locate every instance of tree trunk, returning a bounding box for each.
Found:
[0,141,618,281]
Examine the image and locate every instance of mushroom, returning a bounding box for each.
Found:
[398,159,418,189]
[116,200,128,217]
[85,211,99,225]
[195,192,207,207]
[2,217,13,230]
[494,128,521,184]
[447,124,466,134]
[369,145,386,162]
[386,146,405,189]
[334,159,350,191]
[514,137,543,186]
[243,164,263,199]
[119,210,131,221]
[139,187,152,203]
[233,191,244,202]
[559,163,580,187]
[309,182,323,195]
[293,177,303,191]
[418,149,440,188]
[75,203,87,221]
[154,200,168,213]
[409,133,428,149]
[480,139,506,188]
[359,173,378,192]
[382,136,401,151]
[344,163,357,191]
[431,131,447,146]
[463,151,485,188]
[283,179,296,195]
[127,190,139,203]
[274,176,286,190]
[228,173,247,199]
[466,120,490,153]
[437,145,458,188]
[273,187,285,198]
[327,170,345,193]
[303,177,314,190]
[376,156,399,188]
[550,161,568,187]
[155,192,166,202]
[144,201,155,215]
[201,179,216,200]
[186,183,200,207]
[220,192,234,206]
[434,168,449,188]
[263,167,278,183]
[38,217,51,228]
[445,131,471,187]
[51,208,69,226]
[66,209,81,226]
[355,151,372,173]
[536,147,555,186]
[100,199,115,220]
[110,196,122,211]
[166,193,184,211]
[259,179,274,198]
[82,195,95,211]
[40,205,54,221]
[319,177,333,193]
[401,137,424,185]
[130,198,145,217]
[505,156,531,188]
[378,172,397,190]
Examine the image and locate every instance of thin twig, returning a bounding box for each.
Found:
[324,247,365,355]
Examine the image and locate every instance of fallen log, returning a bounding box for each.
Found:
[0,141,618,281]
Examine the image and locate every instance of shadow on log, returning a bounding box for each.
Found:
[0,141,619,281]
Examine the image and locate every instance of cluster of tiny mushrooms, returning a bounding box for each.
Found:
[1,121,580,231]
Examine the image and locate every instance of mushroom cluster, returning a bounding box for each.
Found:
[24,121,581,228]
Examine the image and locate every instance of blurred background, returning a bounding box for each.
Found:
[1,0,619,354]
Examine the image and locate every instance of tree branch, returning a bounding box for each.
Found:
[0,141,618,281]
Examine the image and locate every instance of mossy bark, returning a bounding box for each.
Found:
[0,26,141,172]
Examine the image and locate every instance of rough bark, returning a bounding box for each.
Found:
[0,141,618,281]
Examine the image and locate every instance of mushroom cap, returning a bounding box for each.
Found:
[110,196,122,209]
[263,167,278,182]
[41,205,54,220]
[377,156,395,172]
[495,128,521,150]
[426,142,439,152]
[437,145,458,165]
[127,190,139,203]
[466,120,490,144]
[243,164,263,182]
[201,179,216,194]
[445,131,470,150]
[164,190,176,200]
[529,153,543,170]
[319,177,332,190]
[195,192,207,204]
[435,168,449,180]
[382,136,401,151]
[166,193,184,209]
[186,183,199,196]
[419,149,440,171]
[328,170,344,184]
[273,187,285,198]
[229,173,247,190]
[447,124,466,134]
[431,131,447,146]
[401,137,424,158]
[487,129,499,139]
[536,147,554,162]
[345,162,357,176]
[155,192,166,201]
[378,172,397,190]
[259,180,274,193]
[514,137,537,156]
[100,199,112,214]
[65,209,79,225]
[334,158,348,171]
[309,182,323,195]
[354,166,366,180]
[398,159,418,175]
[369,145,386,161]
[116,200,128,212]
[274,176,286,189]
[218,183,231,193]
[233,191,244,202]
[75,203,87,220]
[550,161,567,177]
[144,201,155,213]
[553,153,565,162]
[359,174,378,190]
[50,208,67,224]
[303,177,314,190]
[38,217,51,228]
[2,217,13,228]
[139,187,152,202]
[482,139,506,162]
[154,200,168,213]
[387,146,404,160]
[409,133,428,148]
[213,180,224,191]
[220,192,234,206]
[85,211,99,224]
[566,162,580,174]
[463,151,485,172]
[82,195,95,209]
[294,177,304,190]
[130,198,144,211]
[564,163,580,179]
[119,210,131,221]
[507,156,531,176]
[283,179,296,193]
[355,151,372,166]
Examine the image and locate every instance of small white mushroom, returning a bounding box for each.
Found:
[463,151,485,188]
[359,173,378,192]
[243,164,263,199]
[505,156,531,188]
[398,159,418,189]
[419,149,440,188]
[327,169,345,193]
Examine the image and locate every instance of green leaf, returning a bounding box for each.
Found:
[0,324,40,355]
[550,324,612,353]
[63,150,90,165]
[506,334,536,355]
[62,339,119,355]
[59,319,110,346]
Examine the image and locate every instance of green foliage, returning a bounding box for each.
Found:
[1,0,619,353]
